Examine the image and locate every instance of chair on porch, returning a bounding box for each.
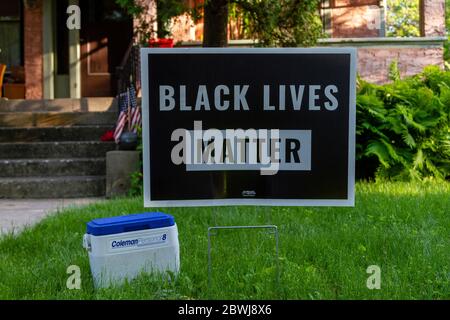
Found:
[0,64,6,98]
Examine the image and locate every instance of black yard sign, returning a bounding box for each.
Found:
[141,48,356,207]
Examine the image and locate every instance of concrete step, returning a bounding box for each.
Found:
[0,125,114,142]
[0,97,118,113]
[0,158,106,178]
[0,176,106,198]
[0,141,116,159]
[0,112,117,127]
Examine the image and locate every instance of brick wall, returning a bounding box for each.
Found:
[357,46,444,84]
[24,0,43,99]
[420,0,446,37]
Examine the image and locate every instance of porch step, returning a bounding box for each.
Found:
[0,111,117,127]
[0,125,114,142]
[0,97,121,198]
[0,97,118,113]
[0,176,106,198]
[0,141,116,159]
[0,158,106,178]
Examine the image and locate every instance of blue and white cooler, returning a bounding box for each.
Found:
[83,212,180,288]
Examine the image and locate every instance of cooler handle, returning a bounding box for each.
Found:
[82,234,91,252]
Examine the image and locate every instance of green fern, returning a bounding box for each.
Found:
[388,60,401,82]
[356,66,450,181]
[365,141,392,168]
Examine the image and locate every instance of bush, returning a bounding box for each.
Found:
[356,66,450,181]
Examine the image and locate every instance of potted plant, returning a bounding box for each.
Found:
[148,38,174,48]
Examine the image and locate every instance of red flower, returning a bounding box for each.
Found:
[100,130,115,142]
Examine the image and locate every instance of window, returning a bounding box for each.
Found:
[0,0,23,69]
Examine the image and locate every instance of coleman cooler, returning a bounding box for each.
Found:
[83,212,180,288]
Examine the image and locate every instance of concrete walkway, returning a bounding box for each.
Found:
[0,198,103,235]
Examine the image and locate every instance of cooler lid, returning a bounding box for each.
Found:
[87,212,175,236]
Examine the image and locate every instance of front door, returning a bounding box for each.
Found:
[80,0,133,97]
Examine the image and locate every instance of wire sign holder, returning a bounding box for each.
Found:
[207,224,280,290]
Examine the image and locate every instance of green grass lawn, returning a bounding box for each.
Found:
[0,181,449,300]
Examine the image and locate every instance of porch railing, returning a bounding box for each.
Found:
[115,40,141,96]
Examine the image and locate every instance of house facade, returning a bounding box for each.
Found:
[0,0,446,100]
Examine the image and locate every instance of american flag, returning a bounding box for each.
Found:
[129,87,141,133]
[113,86,140,143]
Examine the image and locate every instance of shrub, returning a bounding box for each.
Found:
[356,66,450,181]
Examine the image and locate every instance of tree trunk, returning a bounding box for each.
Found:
[203,0,229,47]
[156,0,166,38]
